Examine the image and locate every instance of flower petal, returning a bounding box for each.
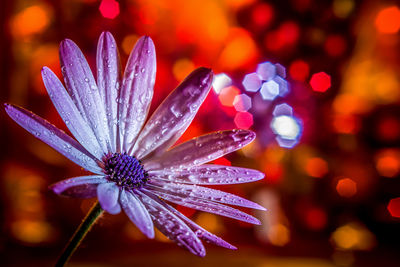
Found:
[107,202,122,214]
[132,68,213,159]
[49,175,106,198]
[4,104,102,173]
[142,188,260,225]
[159,201,237,250]
[97,182,120,214]
[96,31,121,152]
[119,190,154,238]
[144,130,255,170]
[42,67,104,160]
[137,190,206,257]
[118,36,156,153]
[148,180,266,210]
[149,164,265,185]
[60,39,111,155]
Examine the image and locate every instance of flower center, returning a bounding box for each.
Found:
[104,153,149,190]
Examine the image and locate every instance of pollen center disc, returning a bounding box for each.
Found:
[104,153,149,190]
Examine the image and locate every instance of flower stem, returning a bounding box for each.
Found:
[55,201,104,267]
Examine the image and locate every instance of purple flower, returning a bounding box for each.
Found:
[4,32,265,256]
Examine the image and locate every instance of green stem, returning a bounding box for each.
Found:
[55,201,104,267]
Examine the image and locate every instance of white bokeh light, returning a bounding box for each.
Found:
[212,73,232,94]
[271,115,301,140]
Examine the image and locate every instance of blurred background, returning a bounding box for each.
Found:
[1,0,400,266]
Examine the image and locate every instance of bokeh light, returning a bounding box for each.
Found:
[375,6,400,34]
[387,198,400,218]
[336,178,357,198]
[309,72,331,92]
[99,0,120,19]
[3,0,400,265]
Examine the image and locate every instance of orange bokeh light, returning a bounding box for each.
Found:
[375,6,400,34]
[332,114,360,134]
[11,5,51,38]
[305,157,328,178]
[218,28,258,71]
[336,178,357,197]
[218,86,240,107]
[172,58,195,81]
[375,149,400,178]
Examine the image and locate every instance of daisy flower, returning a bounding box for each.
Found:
[4,32,265,257]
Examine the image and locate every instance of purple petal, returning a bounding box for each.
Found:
[49,175,106,198]
[118,36,156,153]
[108,202,121,214]
[132,68,213,159]
[4,104,102,174]
[142,188,260,225]
[96,32,121,152]
[42,67,104,160]
[119,190,154,238]
[160,201,237,250]
[60,39,111,155]
[148,180,266,210]
[144,130,256,170]
[137,190,206,257]
[97,182,120,214]
[149,164,265,185]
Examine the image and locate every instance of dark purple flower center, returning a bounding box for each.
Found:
[104,153,149,190]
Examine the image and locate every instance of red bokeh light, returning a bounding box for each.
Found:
[212,157,232,166]
[324,34,347,57]
[289,59,310,81]
[234,112,254,129]
[99,0,120,19]
[377,117,400,141]
[309,72,331,92]
[387,198,400,218]
[305,207,327,230]
[252,3,274,27]
[265,21,300,51]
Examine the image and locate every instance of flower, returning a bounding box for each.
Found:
[4,32,265,256]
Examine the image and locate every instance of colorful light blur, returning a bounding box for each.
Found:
[99,0,120,19]
[331,222,375,250]
[336,178,357,198]
[10,5,51,38]
[387,197,400,218]
[3,0,400,264]
[374,6,400,34]
[309,72,331,93]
